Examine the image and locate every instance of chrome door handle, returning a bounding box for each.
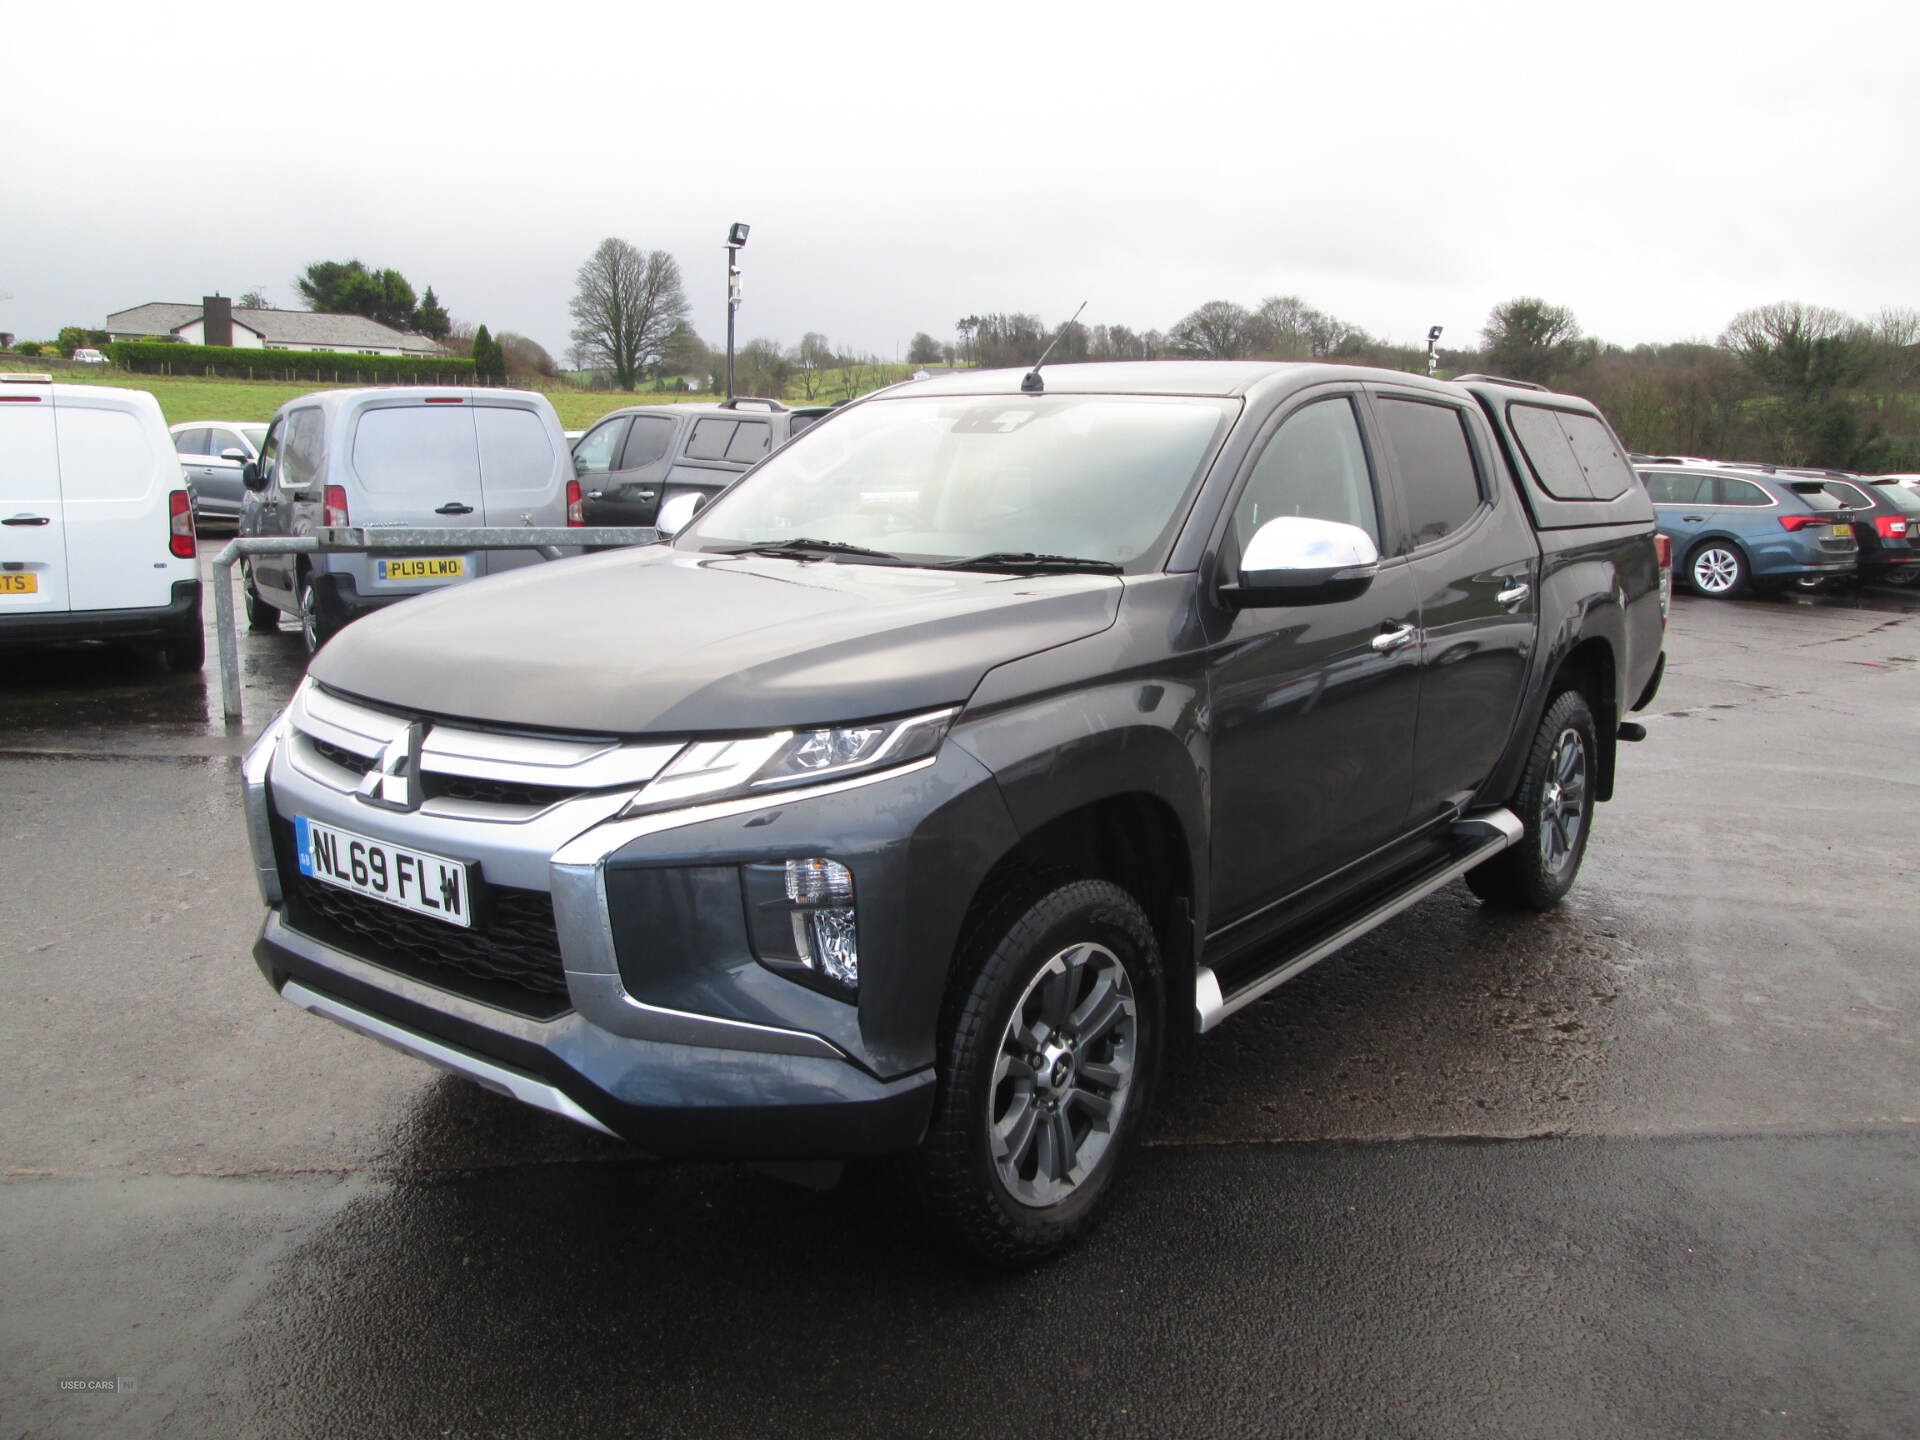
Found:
[1371,623,1417,653]
[1681,515,1705,523]
[1497,582,1530,606]
[587,490,604,500]
[3,514,51,526]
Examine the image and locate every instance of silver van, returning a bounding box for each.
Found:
[238,387,577,653]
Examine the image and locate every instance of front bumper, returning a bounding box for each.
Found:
[242,692,1014,1158]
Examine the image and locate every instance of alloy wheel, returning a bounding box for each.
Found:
[1693,547,1740,594]
[989,941,1137,1209]
[1538,726,1588,874]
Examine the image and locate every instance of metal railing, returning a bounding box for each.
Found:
[209,526,660,722]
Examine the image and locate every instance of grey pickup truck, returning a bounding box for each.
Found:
[240,361,1667,1264]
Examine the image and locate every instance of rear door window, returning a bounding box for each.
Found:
[351,406,479,494]
[282,408,329,494]
[1643,471,1711,504]
[621,415,676,469]
[685,418,737,460]
[1377,397,1484,547]
[474,406,555,491]
[173,427,209,456]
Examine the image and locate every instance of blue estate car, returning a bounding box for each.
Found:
[1638,465,1858,597]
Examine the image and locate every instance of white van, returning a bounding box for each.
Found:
[238,387,580,654]
[0,374,203,669]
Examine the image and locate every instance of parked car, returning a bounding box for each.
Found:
[240,361,1666,1263]
[70,348,109,365]
[0,374,202,668]
[572,398,836,532]
[238,386,578,654]
[1822,476,1920,586]
[171,420,268,527]
[1638,465,1857,596]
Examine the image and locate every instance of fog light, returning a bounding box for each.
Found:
[743,859,860,999]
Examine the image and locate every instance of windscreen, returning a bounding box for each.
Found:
[676,393,1234,570]
[241,424,268,450]
[1870,483,1920,515]
[1789,482,1844,512]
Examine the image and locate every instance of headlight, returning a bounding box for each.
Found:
[620,707,957,817]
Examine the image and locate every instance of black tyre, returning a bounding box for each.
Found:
[1687,541,1748,598]
[1466,688,1597,911]
[297,571,336,657]
[242,562,279,632]
[913,878,1164,1267]
[1878,567,1917,588]
[162,624,205,672]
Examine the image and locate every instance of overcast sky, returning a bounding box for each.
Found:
[5,0,1915,361]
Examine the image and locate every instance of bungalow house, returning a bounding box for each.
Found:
[105,295,442,356]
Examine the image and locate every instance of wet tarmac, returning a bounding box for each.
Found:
[3,542,1917,1436]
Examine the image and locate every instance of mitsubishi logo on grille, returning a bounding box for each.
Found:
[356,723,427,811]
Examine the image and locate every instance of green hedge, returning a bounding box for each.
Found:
[108,341,476,384]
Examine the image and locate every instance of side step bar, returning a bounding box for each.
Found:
[1193,807,1524,1033]
[281,979,617,1137]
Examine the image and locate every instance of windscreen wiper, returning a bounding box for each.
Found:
[932,551,1123,575]
[713,537,901,562]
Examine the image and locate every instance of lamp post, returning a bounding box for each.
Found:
[725,222,749,398]
[1426,324,1443,379]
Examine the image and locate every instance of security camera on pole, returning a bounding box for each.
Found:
[1427,325,1443,378]
[725,222,749,399]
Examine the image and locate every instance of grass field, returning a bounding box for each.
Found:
[2,356,929,430]
[0,366,724,429]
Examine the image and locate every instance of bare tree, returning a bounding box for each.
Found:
[1168,300,1256,359]
[568,238,690,391]
[239,288,272,310]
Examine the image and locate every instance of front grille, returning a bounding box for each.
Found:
[310,738,375,776]
[421,773,582,810]
[271,811,570,1019]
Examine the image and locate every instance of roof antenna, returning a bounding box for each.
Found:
[1020,301,1088,393]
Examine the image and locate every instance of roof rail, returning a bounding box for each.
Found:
[719,396,787,412]
[1451,373,1550,392]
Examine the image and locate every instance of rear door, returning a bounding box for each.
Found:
[346,399,483,596]
[0,376,69,614]
[1641,469,1718,557]
[55,389,181,612]
[1369,388,1539,826]
[474,401,564,575]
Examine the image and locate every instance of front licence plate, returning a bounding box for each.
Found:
[0,573,37,594]
[377,557,465,582]
[294,815,473,928]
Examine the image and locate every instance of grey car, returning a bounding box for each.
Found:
[171,420,268,527]
[573,398,837,532]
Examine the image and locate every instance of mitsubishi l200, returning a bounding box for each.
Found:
[240,362,1667,1263]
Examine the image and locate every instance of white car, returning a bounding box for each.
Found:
[70,348,109,364]
[0,374,203,668]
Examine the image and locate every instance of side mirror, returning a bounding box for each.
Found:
[1221,516,1380,608]
[220,447,249,462]
[241,461,267,493]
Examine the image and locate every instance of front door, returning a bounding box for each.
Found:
[1206,392,1420,930]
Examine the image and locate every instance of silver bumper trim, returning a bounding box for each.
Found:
[280,978,617,1138]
